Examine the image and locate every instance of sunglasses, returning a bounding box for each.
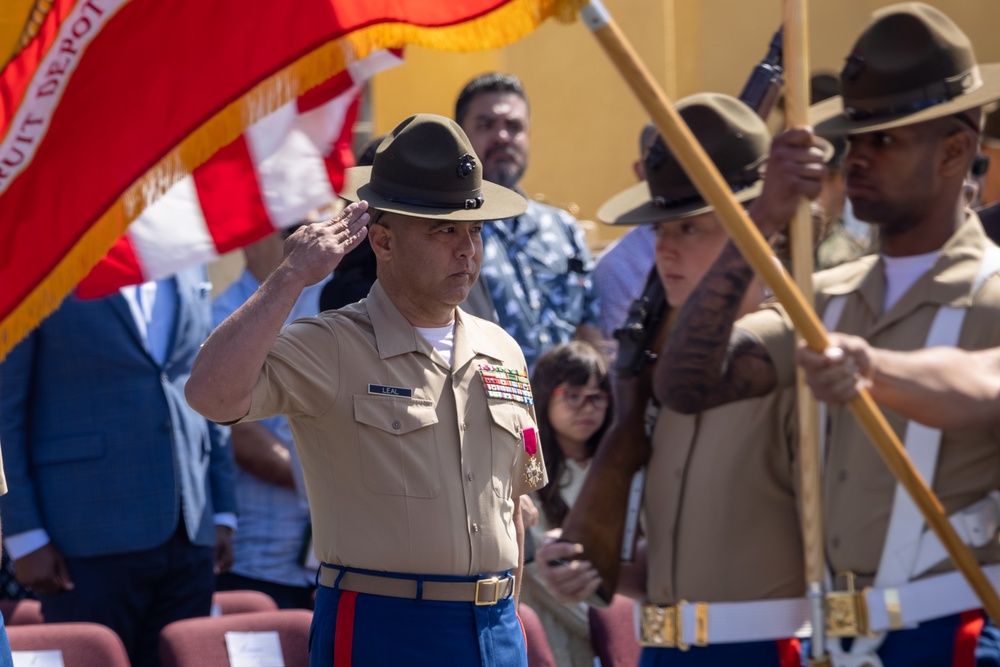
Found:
[552,386,609,411]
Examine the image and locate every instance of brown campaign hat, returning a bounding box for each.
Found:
[598,93,770,225]
[813,3,1000,136]
[341,113,527,221]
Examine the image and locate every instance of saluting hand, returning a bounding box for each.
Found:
[282,201,370,287]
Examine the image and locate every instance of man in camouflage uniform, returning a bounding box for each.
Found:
[455,73,603,370]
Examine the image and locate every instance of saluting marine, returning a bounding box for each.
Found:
[187,114,547,667]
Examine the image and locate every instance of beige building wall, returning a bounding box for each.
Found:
[370,1,1000,252]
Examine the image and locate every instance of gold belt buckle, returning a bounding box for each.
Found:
[639,603,681,648]
[825,572,873,638]
[639,601,707,650]
[475,576,501,606]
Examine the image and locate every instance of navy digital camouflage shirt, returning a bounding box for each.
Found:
[479,199,600,370]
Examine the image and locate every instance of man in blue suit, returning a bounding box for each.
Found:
[0,266,238,667]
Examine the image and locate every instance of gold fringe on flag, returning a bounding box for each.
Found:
[0,0,588,361]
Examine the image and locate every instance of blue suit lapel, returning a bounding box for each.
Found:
[106,290,155,362]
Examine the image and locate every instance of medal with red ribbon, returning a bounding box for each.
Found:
[522,426,543,488]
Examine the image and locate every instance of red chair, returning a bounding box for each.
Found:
[588,594,641,667]
[159,609,312,667]
[8,622,130,667]
[519,603,557,667]
[0,599,43,625]
[211,590,279,615]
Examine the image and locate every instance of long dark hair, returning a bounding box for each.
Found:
[531,341,612,529]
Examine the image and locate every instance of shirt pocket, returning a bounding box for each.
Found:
[353,395,441,498]
[487,401,537,499]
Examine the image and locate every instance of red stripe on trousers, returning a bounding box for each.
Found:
[334,590,358,666]
[953,610,985,667]
[776,638,801,667]
[192,135,275,255]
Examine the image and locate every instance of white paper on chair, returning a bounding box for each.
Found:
[11,650,64,667]
[225,631,284,667]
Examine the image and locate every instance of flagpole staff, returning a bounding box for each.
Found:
[575,0,1000,624]
[782,1,830,662]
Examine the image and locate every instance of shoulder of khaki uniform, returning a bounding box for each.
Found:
[814,253,877,289]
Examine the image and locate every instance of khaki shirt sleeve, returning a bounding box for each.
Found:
[246,318,340,422]
[735,306,797,389]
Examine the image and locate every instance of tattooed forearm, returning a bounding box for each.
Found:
[655,240,778,413]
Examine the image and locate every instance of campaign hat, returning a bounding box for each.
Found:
[813,3,1000,136]
[341,113,526,220]
[598,93,769,225]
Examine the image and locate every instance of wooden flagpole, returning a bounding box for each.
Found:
[575,0,1000,624]
[783,1,831,662]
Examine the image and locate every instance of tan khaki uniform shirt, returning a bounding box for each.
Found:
[739,215,1000,578]
[645,391,804,604]
[244,281,547,576]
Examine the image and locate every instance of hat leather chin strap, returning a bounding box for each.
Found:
[845,65,983,121]
[370,174,484,210]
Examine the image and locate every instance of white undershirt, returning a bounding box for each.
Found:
[416,323,456,366]
[882,250,939,312]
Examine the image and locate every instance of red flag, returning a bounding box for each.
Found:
[75,50,402,298]
[0,0,582,359]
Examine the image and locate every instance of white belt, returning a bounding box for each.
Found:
[637,597,812,648]
[857,563,1000,633]
[904,491,1000,578]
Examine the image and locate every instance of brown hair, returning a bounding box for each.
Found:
[530,341,611,528]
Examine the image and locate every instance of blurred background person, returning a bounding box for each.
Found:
[455,72,603,370]
[521,340,612,667]
[593,122,659,351]
[0,266,237,667]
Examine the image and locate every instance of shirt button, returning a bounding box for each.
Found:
[467,472,475,481]
[391,420,401,430]
[461,422,468,430]
[472,523,480,533]
[160,373,169,382]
